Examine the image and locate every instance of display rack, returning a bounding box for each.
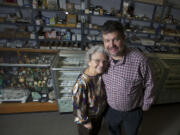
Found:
[84,0,180,53]
[0,1,84,49]
[0,0,179,52]
[151,53,180,104]
[0,48,58,113]
[51,49,85,113]
[0,0,180,113]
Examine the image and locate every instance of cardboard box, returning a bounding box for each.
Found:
[66,14,77,24]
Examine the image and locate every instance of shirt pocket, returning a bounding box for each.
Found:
[123,77,142,95]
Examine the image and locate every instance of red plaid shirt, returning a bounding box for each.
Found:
[102,48,155,111]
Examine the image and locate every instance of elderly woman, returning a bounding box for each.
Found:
[72,45,109,135]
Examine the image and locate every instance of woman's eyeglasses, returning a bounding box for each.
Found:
[91,59,108,65]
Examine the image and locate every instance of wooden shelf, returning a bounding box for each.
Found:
[0,47,58,53]
[0,102,58,114]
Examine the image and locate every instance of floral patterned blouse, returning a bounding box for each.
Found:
[72,72,107,124]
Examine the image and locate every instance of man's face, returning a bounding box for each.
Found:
[102,31,125,59]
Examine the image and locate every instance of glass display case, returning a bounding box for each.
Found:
[51,49,85,113]
[153,53,180,104]
[146,53,180,104]
[0,48,58,113]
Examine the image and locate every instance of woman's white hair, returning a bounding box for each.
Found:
[84,45,109,67]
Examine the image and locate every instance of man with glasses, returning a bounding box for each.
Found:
[102,20,155,135]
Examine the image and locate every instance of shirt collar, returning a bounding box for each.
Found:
[109,48,129,66]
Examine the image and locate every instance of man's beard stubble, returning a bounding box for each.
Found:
[110,41,126,58]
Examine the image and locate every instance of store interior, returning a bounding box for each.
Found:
[0,0,180,135]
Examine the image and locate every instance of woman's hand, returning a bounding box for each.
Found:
[83,122,92,129]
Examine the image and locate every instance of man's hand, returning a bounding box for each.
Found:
[84,122,92,129]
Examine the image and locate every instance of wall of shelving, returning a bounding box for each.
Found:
[0,0,180,53]
[0,0,84,49]
[0,0,180,113]
[88,0,180,53]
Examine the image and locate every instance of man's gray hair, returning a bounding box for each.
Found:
[84,45,109,67]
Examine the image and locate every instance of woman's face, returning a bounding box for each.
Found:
[88,52,108,75]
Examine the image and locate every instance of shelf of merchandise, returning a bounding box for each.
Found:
[1,1,180,50]
[0,48,58,113]
[0,22,33,26]
[0,47,57,52]
[0,4,32,9]
[0,2,84,49]
[0,0,180,114]
[85,0,180,53]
